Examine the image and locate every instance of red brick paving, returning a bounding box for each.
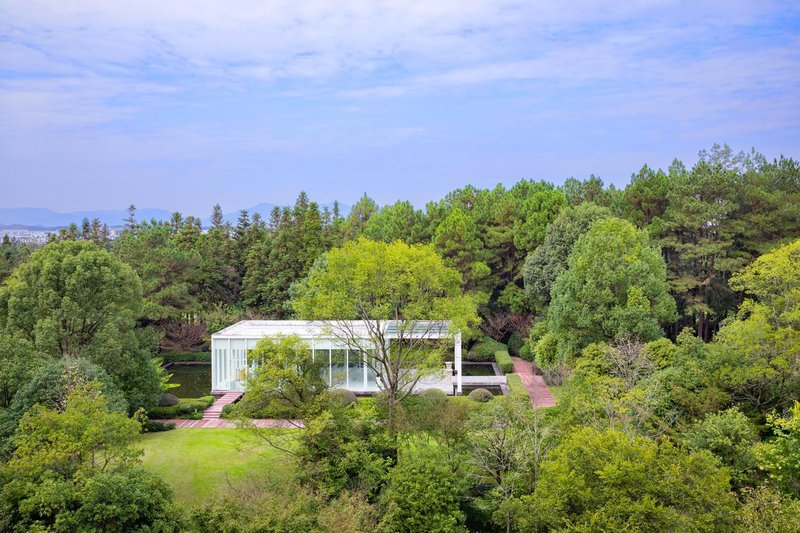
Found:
[161,390,305,429]
[511,356,557,408]
[161,418,304,429]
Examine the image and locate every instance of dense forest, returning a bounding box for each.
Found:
[1,144,799,531]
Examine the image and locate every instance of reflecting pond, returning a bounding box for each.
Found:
[462,363,499,376]
[166,364,211,398]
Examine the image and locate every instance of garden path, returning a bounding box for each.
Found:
[162,391,305,428]
[510,356,556,408]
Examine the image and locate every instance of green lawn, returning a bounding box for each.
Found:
[137,429,297,505]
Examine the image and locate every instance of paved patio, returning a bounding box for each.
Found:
[511,356,557,408]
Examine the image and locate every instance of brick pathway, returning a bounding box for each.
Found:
[511,356,556,408]
[161,418,304,429]
[202,391,242,421]
[160,391,305,429]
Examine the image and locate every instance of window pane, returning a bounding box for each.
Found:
[365,348,378,390]
[315,349,330,385]
[331,348,347,387]
[348,349,365,390]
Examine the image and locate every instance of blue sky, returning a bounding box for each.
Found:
[1,1,798,214]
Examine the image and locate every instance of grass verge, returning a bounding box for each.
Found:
[136,428,296,505]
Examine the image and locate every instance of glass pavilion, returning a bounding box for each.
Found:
[210,320,463,395]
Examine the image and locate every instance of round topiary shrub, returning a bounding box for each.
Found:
[468,388,494,402]
[328,388,357,407]
[419,388,448,402]
[158,393,179,407]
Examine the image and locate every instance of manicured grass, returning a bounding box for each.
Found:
[136,428,296,505]
[506,374,530,401]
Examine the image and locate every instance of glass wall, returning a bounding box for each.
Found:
[365,347,379,390]
[348,348,365,390]
[212,343,228,390]
[331,344,347,387]
[313,340,331,386]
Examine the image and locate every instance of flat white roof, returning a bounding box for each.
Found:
[211,320,451,339]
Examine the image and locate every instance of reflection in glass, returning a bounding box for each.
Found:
[365,348,379,390]
[331,348,347,387]
[315,348,330,385]
[348,349,365,389]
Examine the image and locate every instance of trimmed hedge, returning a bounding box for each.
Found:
[506,374,530,401]
[160,351,211,363]
[142,419,176,432]
[494,350,514,374]
[507,332,524,356]
[466,337,508,362]
[148,396,215,419]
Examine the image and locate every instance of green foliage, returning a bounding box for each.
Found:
[292,238,479,402]
[142,419,176,432]
[378,447,467,533]
[468,388,493,402]
[363,200,425,244]
[328,388,357,407]
[194,477,377,533]
[704,239,800,416]
[0,236,33,285]
[242,193,338,317]
[506,331,524,356]
[651,146,800,339]
[433,207,491,293]
[147,396,214,419]
[0,240,142,357]
[234,335,326,419]
[533,331,559,369]
[523,202,612,309]
[517,427,737,531]
[466,337,507,362]
[298,400,394,500]
[734,485,800,533]
[161,351,211,363]
[756,401,800,497]
[547,217,676,362]
[343,193,379,240]
[158,392,179,406]
[0,333,45,408]
[506,374,530,401]
[0,384,184,532]
[114,222,200,321]
[494,349,514,373]
[467,396,555,531]
[0,240,162,410]
[398,392,473,453]
[684,408,759,489]
[0,358,126,450]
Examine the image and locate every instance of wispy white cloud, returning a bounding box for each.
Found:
[0,0,798,210]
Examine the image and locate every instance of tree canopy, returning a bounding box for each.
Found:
[546,217,676,362]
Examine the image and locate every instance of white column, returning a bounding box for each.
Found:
[211,337,217,390]
[227,338,232,390]
[455,330,462,395]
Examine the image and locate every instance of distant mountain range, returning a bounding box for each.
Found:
[0,202,349,229]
